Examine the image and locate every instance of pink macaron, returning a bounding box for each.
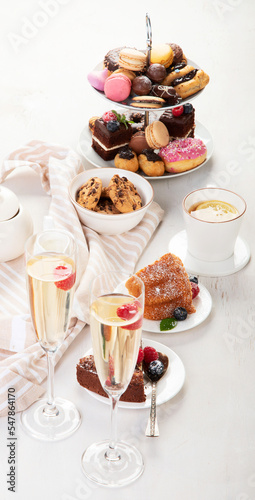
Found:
[104,73,131,102]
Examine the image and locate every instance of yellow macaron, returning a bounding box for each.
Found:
[150,44,174,68]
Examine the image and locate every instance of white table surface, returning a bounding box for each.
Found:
[1,1,255,499]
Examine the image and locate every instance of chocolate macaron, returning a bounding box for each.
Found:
[129,131,149,155]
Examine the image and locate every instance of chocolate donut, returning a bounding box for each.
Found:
[151,85,181,104]
[104,47,125,72]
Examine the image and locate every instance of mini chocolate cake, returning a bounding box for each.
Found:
[77,355,146,403]
[92,118,133,161]
[159,103,195,139]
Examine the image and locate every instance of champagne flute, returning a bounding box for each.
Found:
[20,229,81,441]
[81,271,145,487]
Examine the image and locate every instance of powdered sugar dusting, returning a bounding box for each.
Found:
[128,253,196,320]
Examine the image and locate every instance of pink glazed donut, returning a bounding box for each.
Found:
[159,137,207,173]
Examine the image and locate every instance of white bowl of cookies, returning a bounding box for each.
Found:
[69,168,154,235]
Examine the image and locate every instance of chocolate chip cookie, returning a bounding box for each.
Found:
[94,198,121,214]
[76,177,102,210]
[108,175,142,213]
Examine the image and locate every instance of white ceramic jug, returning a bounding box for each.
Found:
[0,186,34,262]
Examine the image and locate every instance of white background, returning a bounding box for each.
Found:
[0,1,255,499]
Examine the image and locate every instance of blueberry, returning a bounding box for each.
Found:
[146,360,165,382]
[106,120,120,132]
[174,307,188,321]
[183,103,193,114]
[189,275,198,284]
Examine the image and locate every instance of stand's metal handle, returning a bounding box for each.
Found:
[146,12,152,68]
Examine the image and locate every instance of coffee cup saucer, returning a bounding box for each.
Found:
[168,230,250,277]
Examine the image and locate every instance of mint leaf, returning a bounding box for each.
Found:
[160,317,177,331]
[112,110,132,130]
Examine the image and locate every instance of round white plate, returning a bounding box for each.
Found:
[168,230,251,277]
[83,338,185,410]
[142,283,212,333]
[78,120,213,180]
[89,59,204,111]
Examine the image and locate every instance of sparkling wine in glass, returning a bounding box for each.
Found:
[81,271,145,487]
[20,229,81,441]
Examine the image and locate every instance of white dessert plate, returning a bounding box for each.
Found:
[168,230,251,277]
[83,339,185,410]
[89,59,204,111]
[78,120,213,180]
[142,283,212,333]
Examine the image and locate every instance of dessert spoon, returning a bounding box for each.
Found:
[144,354,168,437]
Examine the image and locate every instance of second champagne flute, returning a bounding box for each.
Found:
[81,271,145,487]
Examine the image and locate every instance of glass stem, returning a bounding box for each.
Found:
[43,350,59,417]
[105,394,121,461]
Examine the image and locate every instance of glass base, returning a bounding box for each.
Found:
[20,397,81,441]
[81,440,144,487]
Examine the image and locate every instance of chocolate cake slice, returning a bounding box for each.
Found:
[92,118,133,161]
[77,354,146,403]
[159,104,195,140]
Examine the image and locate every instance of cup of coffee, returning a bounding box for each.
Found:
[182,187,247,262]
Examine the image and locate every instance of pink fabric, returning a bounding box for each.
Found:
[0,140,164,416]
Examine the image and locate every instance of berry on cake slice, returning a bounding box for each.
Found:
[143,346,159,364]
[190,281,200,299]
[137,347,144,365]
[102,111,118,122]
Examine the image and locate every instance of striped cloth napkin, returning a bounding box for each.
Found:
[0,140,164,416]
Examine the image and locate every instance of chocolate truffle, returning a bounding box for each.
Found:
[129,131,149,155]
[146,64,167,83]
[132,76,152,96]
[151,84,181,104]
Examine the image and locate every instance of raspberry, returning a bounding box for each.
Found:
[117,303,138,321]
[121,317,143,330]
[172,105,184,117]
[137,348,144,365]
[102,111,117,122]
[191,281,200,299]
[54,266,76,291]
[143,346,158,364]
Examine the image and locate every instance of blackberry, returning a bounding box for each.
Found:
[174,307,188,321]
[146,360,165,382]
[106,120,120,132]
[189,275,198,284]
[183,103,193,114]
